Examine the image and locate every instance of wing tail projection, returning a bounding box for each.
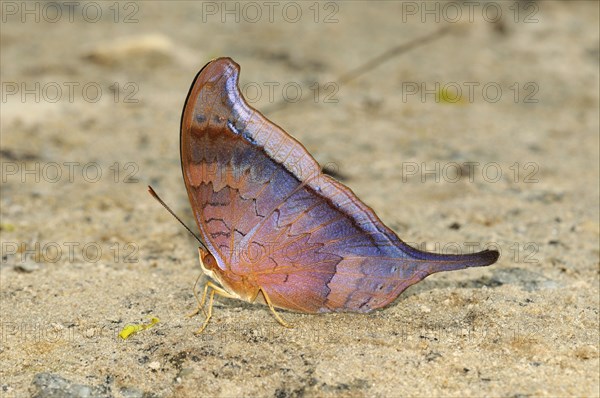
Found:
[399,245,500,273]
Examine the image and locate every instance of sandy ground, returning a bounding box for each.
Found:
[1,1,598,397]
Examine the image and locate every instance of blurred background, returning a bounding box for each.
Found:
[1,1,598,397]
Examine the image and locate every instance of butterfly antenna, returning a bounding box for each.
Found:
[147,186,208,251]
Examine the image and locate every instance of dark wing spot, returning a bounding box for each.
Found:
[207,200,230,207]
[358,297,371,310]
[242,131,257,145]
[210,231,231,238]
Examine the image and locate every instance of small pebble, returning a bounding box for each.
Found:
[14,262,40,273]
[148,361,161,370]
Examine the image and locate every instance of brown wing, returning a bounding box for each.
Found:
[180,58,499,313]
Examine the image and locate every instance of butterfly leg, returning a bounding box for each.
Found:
[186,272,207,318]
[193,281,237,334]
[258,287,293,329]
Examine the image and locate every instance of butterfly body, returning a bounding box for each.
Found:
[179,58,499,325]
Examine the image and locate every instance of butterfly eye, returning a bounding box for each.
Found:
[202,252,218,270]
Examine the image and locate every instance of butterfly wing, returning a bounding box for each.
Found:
[181,58,499,313]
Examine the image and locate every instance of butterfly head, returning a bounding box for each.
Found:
[198,247,219,272]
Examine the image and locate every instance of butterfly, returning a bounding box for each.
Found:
[173,57,498,333]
